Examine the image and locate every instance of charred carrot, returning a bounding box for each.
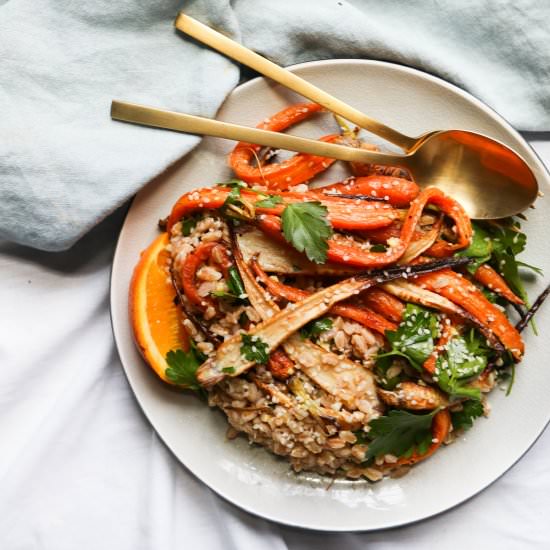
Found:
[258,187,472,268]
[316,175,420,207]
[229,103,339,189]
[166,187,397,232]
[473,264,524,305]
[414,269,524,360]
[394,410,451,466]
[267,348,295,380]
[180,242,218,312]
[250,259,397,334]
[361,288,405,323]
[424,192,472,257]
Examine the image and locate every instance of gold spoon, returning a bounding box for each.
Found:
[170,13,538,219]
[112,100,535,219]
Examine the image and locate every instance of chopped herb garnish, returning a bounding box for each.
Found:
[370,243,387,252]
[223,185,244,208]
[217,178,248,190]
[365,409,438,460]
[226,266,247,301]
[212,266,249,304]
[222,366,236,374]
[240,333,269,364]
[180,213,202,236]
[165,343,206,389]
[210,266,248,304]
[281,201,333,264]
[300,317,333,339]
[353,429,369,445]
[255,195,284,208]
[450,400,484,432]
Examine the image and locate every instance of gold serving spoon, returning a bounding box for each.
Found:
[165,13,538,219]
[112,100,535,219]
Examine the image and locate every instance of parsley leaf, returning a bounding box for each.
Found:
[165,344,206,389]
[451,400,484,432]
[457,222,492,274]
[255,195,284,208]
[300,317,333,339]
[365,409,437,460]
[240,333,269,364]
[222,366,236,374]
[376,305,439,370]
[281,201,333,264]
[434,330,488,400]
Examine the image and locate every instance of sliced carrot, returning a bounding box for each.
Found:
[257,187,472,268]
[362,223,425,245]
[424,192,472,257]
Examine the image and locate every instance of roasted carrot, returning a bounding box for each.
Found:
[180,242,218,311]
[394,409,451,466]
[473,264,524,305]
[316,175,420,207]
[250,258,396,334]
[228,103,339,189]
[257,187,472,268]
[267,348,295,380]
[414,269,524,360]
[361,288,405,323]
[166,187,397,232]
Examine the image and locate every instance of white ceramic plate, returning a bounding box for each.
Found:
[111,59,550,531]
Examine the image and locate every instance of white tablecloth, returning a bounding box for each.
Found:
[2,140,550,550]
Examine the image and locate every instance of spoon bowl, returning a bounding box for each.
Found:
[406,130,538,218]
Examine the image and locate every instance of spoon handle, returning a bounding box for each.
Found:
[111,100,406,166]
[174,13,416,152]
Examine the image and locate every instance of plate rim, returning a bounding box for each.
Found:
[110,57,550,532]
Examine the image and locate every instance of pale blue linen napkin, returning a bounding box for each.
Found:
[1,0,549,251]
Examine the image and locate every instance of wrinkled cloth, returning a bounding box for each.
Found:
[1,139,550,549]
[1,0,549,251]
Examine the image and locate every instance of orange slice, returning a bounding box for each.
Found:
[129,232,189,384]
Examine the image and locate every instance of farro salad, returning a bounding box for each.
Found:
[130,103,549,481]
